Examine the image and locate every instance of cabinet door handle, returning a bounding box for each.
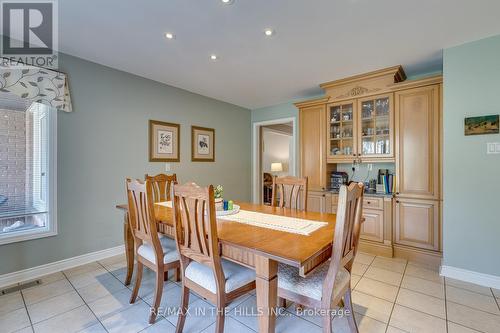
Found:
[396,200,400,203]
[366,201,371,204]
[322,194,325,197]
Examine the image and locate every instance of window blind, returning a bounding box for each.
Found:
[0,102,50,233]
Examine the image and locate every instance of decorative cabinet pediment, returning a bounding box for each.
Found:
[321,65,406,102]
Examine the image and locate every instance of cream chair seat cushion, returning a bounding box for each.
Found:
[278,260,350,301]
[137,237,179,264]
[185,259,255,293]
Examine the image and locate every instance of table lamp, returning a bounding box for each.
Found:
[270,162,283,175]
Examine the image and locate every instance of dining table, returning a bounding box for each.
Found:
[115,202,338,333]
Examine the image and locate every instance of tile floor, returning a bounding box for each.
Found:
[1,252,500,333]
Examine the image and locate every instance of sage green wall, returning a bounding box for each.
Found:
[0,54,251,275]
[443,35,500,276]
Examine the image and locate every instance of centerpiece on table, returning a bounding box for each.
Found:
[214,184,224,211]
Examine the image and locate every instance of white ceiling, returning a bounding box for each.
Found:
[58,0,500,109]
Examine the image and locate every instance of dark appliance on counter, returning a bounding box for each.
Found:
[330,172,348,190]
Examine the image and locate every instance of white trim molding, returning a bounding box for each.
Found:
[252,117,297,204]
[0,245,125,289]
[440,265,500,290]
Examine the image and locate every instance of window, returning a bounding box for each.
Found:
[0,102,57,245]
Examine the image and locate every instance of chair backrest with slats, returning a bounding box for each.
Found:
[271,176,308,211]
[145,173,177,203]
[126,179,162,257]
[321,182,364,306]
[172,182,225,292]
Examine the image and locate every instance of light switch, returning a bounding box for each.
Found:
[165,163,171,172]
[487,143,499,154]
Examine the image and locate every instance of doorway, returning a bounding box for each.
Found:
[252,118,296,204]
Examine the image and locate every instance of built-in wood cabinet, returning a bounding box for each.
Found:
[358,94,394,160]
[326,94,395,163]
[394,83,442,255]
[307,191,331,214]
[327,100,357,162]
[297,66,442,263]
[332,194,390,253]
[394,198,439,251]
[395,85,440,200]
[361,210,384,243]
[298,99,330,190]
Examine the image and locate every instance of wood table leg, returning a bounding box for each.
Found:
[123,212,134,286]
[255,255,278,333]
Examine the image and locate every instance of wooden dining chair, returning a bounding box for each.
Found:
[172,182,256,333]
[277,182,364,333]
[145,173,177,202]
[126,178,181,324]
[271,176,308,211]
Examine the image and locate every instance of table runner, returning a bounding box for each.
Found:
[217,210,327,235]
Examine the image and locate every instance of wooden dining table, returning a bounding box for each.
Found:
[116,202,337,333]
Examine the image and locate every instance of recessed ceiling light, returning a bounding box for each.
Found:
[165,32,175,39]
[264,28,275,37]
[210,54,218,61]
[221,0,234,4]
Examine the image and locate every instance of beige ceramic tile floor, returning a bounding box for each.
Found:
[1,252,499,333]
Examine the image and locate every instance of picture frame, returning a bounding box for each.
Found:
[191,126,215,162]
[464,115,499,136]
[149,120,180,162]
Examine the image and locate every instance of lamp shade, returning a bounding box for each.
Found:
[270,162,283,172]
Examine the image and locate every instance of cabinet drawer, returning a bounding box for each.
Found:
[363,197,384,210]
[360,209,384,243]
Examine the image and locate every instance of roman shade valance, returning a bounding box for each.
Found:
[0,61,72,112]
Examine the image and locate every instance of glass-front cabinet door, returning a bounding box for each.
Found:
[327,101,357,161]
[357,94,394,159]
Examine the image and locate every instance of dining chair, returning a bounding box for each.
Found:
[126,178,181,324]
[145,173,177,202]
[277,182,364,333]
[145,173,181,282]
[271,175,308,211]
[172,182,256,333]
[272,175,309,309]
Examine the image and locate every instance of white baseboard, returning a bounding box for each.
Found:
[0,245,125,289]
[440,265,500,290]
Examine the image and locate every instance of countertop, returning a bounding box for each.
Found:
[327,188,394,198]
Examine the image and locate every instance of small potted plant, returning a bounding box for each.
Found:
[214,185,224,211]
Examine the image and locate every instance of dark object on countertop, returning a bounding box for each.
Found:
[331,172,348,190]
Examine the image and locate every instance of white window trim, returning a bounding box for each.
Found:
[0,107,57,245]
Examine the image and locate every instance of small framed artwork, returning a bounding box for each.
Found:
[149,120,180,162]
[191,126,215,162]
[464,115,499,136]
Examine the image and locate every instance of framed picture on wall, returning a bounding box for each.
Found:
[464,115,499,136]
[149,120,180,162]
[191,126,215,162]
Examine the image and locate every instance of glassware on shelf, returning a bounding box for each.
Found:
[362,137,375,155]
[375,98,389,116]
[362,101,374,119]
[331,125,341,138]
[330,106,341,123]
[376,137,390,154]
